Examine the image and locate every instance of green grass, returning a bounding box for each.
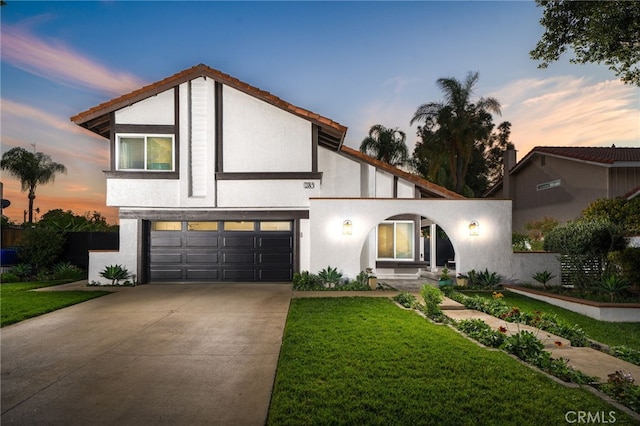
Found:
[464,290,640,351]
[268,298,637,425]
[1,281,111,327]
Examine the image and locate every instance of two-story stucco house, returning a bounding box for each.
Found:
[72,64,518,284]
[486,146,640,233]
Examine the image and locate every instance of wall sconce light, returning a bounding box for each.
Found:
[469,220,480,236]
[343,220,352,235]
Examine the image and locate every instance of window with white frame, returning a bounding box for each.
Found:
[116,134,175,171]
[377,221,414,260]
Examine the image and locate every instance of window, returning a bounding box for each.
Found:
[537,179,561,191]
[259,221,292,231]
[152,221,181,231]
[187,222,218,231]
[117,134,174,171]
[223,221,254,231]
[377,221,414,260]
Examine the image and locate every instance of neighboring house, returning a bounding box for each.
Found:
[486,146,640,233]
[72,64,521,284]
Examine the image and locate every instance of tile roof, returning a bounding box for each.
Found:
[71,63,347,145]
[533,146,640,164]
[339,146,464,199]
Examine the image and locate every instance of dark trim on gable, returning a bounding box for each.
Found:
[215,81,224,173]
[114,124,175,134]
[119,209,310,221]
[215,172,323,181]
[393,176,399,198]
[312,125,319,172]
[174,86,180,179]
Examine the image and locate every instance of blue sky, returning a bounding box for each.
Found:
[1,1,638,223]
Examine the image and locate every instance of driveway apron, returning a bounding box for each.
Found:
[1,283,292,426]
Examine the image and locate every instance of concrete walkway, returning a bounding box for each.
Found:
[1,283,292,426]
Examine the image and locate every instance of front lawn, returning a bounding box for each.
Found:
[268,298,636,425]
[463,290,640,351]
[1,281,111,327]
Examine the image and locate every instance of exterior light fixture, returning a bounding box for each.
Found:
[343,220,352,235]
[469,220,479,236]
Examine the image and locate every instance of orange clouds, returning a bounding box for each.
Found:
[1,24,146,96]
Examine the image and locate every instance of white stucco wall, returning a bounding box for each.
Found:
[375,171,394,197]
[510,252,561,285]
[299,218,311,272]
[88,219,139,284]
[115,90,174,125]
[223,86,312,172]
[217,180,320,208]
[309,198,513,280]
[107,179,181,207]
[318,148,362,197]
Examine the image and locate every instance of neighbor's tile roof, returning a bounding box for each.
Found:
[71,63,347,145]
[533,146,640,164]
[339,145,464,199]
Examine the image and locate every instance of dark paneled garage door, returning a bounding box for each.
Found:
[149,221,293,282]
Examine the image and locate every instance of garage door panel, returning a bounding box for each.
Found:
[186,269,219,280]
[223,252,256,264]
[186,236,219,247]
[151,253,183,264]
[260,269,292,281]
[223,269,256,281]
[151,236,182,247]
[259,253,292,264]
[150,268,183,280]
[259,236,292,248]
[186,252,219,264]
[222,236,256,248]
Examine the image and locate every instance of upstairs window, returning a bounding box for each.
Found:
[117,134,174,171]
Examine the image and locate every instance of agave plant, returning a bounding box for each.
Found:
[532,270,556,290]
[99,264,130,285]
[317,266,343,288]
[476,268,503,289]
[596,274,629,302]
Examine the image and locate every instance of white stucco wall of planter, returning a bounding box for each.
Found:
[510,252,561,285]
[309,198,513,280]
[88,219,139,284]
[506,286,640,322]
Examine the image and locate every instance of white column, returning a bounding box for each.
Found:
[430,223,438,272]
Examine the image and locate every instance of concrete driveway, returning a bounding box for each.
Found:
[1,283,292,425]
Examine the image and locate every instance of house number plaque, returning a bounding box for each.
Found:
[304,182,315,189]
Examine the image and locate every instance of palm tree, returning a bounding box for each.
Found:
[1,147,67,223]
[411,72,501,193]
[359,124,409,166]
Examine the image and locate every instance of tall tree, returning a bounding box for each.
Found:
[359,124,409,166]
[411,71,501,194]
[530,0,640,86]
[1,147,67,223]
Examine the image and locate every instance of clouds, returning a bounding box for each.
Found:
[1,23,146,96]
[492,76,640,157]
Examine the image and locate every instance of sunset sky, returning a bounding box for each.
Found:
[1,1,639,225]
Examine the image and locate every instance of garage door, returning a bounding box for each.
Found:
[149,220,293,282]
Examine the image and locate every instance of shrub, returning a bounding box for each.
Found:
[17,227,65,275]
[9,263,31,281]
[292,271,321,290]
[0,272,20,283]
[393,292,421,309]
[420,285,443,320]
[475,268,503,289]
[99,264,130,285]
[503,330,544,363]
[611,346,640,366]
[598,371,640,413]
[595,273,630,302]
[532,270,556,289]
[609,247,640,287]
[52,262,85,281]
[456,318,505,348]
